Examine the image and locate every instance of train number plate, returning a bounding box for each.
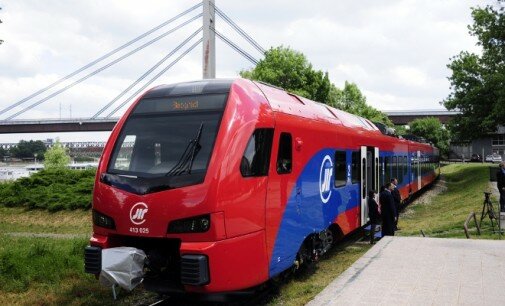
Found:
[129,227,149,234]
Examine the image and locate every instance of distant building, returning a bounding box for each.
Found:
[385,110,459,125]
[451,126,505,161]
[385,110,504,161]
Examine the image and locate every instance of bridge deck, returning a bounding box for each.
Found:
[308,236,505,306]
[0,118,118,133]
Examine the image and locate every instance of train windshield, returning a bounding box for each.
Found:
[103,93,227,194]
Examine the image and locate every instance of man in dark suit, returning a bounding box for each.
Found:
[391,178,401,230]
[498,162,505,212]
[379,183,396,236]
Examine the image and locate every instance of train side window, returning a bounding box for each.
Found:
[362,158,366,198]
[240,128,274,177]
[392,156,397,181]
[351,151,360,184]
[398,156,403,184]
[385,156,391,183]
[379,156,384,187]
[276,133,292,174]
[334,151,346,187]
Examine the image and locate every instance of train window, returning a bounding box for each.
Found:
[108,94,227,178]
[112,135,136,170]
[384,156,391,183]
[276,133,292,174]
[362,158,366,198]
[398,156,403,184]
[351,152,360,184]
[240,129,274,177]
[403,156,408,176]
[334,151,347,187]
[379,156,384,187]
[392,156,397,181]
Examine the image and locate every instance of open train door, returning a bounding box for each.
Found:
[360,146,368,226]
[417,150,422,190]
[360,146,379,226]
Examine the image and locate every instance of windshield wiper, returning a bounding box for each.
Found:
[165,123,204,176]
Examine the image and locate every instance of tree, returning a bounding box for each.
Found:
[0,147,7,158]
[444,3,505,139]
[44,141,70,169]
[10,140,47,159]
[240,46,332,102]
[333,81,393,125]
[241,46,392,126]
[409,117,451,155]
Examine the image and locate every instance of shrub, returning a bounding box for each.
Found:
[0,169,96,211]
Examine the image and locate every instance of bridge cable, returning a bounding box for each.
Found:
[4,14,202,121]
[211,3,265,54]
[105,38,203,118]
[0,3,202,118]
[91,27,203,119]
[211,27,259,65]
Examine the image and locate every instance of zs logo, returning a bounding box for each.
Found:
[130,202,149,225]
[319,155,333,204]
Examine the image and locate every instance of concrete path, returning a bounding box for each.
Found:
[308,236,505,306]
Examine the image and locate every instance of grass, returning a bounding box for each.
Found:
[0,207,91,235]
[266,243,371,306]
[398,163,500,239]
[0,163,499,305]
[0,235,157,306]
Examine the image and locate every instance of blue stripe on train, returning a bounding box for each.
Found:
[268,148,438,277]
[269,149,359,277]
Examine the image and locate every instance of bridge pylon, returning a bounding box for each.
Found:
[202,0,216,79]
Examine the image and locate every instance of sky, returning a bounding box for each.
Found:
[0,0,492,142]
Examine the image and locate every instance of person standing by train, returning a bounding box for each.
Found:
[391,178,401,230]
[367,190,381,244]
[380,183,396,236]
[498,162,505,212]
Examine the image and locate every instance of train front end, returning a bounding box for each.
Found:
[84,79,273,295]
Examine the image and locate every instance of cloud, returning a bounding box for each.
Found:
[0,0,494,142]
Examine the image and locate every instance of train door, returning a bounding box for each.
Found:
[360,146,379,226]
[417,150,421,190]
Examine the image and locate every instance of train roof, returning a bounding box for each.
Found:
[144,79,234,99]
[143,79,434,149]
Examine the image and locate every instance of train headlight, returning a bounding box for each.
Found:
[92,210,116,229]
[168,214,211,233]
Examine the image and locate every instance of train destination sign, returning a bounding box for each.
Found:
[132,93,227,115]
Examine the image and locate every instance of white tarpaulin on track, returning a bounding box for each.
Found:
[99,247,146,291]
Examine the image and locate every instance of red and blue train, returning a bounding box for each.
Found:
[85,78,439,295]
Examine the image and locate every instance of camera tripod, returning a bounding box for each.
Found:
[479,192,503,235]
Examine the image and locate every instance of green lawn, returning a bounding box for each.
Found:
[0,206,91,235]
[0,163,500,305]
[398,163,501,239]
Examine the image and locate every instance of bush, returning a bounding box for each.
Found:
[0,169,96,211]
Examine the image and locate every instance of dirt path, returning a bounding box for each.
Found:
[401,175,447,218]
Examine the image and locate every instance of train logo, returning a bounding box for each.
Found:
[130,202,149,225]
[319,155,333,204]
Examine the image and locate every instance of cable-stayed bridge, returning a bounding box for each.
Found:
[0,0,264,134]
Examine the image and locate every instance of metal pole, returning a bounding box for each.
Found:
[202,0,216,79]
